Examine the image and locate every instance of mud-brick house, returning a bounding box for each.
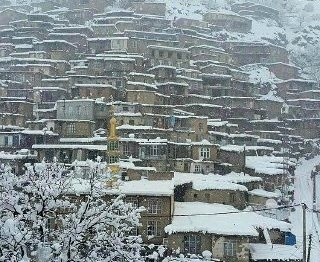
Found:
[229,43,289,66]
[33,142,106,163]
[33,86,68,109]
[298,90,320,100]
[147,45,190,68]
[165,202,292,262]
[131,2,166,16]
[0,129,57,153]
[264,63,300,80]
[75,179,173,246]
[71,83,116,99]
[126,90,169,105]
[255,99,284,119]
[0,9,27,26]
[0,97,34,124]
[0,70,44,87]
[231,2,280,21]
[0,43,14,57]
[138,137,169,172]
[47,32,88,52]
[202,73,232,97]
[203,12,252,33]
[286,118,320,139]
[276,79,318,99]
[88,37,130,54]
[135,15,172,32]
[69,75,124,91]
[87,56,136,77]
[189,45,231,64]
[156,82,189,103]
[148,65,177,83]
[0,150,37,175]
[218,145,246,173]
[56,98,109,130]
[174,17,208,30]
[51,26,94,38]
[34,40,77,60]
[177,68,203,94]
[174,172,248,209]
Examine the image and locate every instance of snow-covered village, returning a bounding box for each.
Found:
[0,0,320,261]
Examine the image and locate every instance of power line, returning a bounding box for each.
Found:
[148,203,301,218]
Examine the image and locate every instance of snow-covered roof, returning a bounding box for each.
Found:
[174,172,248,192]
[249,244,302,261]
[165,202,291,236]
[70,178,173,196]
[208,172,263,183]
[249,189,281,198]
[246,156,296,176]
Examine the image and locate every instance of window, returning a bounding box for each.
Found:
[147,221,160,236]
[194,164,201,173]
[205,193,210,200]
[168,51,173,58]
[224,240,237,257]
[108,141,118,150]
[108,155,118,164]
[150,145,159,156]
[159,50,164,57]
[177,53,182,59]
[123,143,129,156]
[147,198,161,214]
[200,147,210,159]
[123,106,129,111]
[129,119,134,125]
[184,235,201,254]
[229,193,236,203]
[67,123,75,134]
[193,193,198,199]
[126,197,138,208]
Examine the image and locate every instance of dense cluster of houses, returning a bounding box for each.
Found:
[0,0,319,261]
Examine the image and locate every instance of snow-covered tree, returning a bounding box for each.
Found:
[0,161,144,262]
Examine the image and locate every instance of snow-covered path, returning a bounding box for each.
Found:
[290,155,320,262]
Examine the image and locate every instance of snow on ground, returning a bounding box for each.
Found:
[290,155,320,262]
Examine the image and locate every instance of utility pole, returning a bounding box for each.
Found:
[307,234,312,262]
[303,203,307,262]
[312,171,317,210]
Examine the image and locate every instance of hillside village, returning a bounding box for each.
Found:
[0,0,320,261]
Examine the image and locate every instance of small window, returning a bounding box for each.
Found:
[168,51,173,58]
[205,193,210,200]
[126,197,138,208]
[200,147,210,159]
[224,240,237,257]
[123,106,129,111]
[67,123,76,134]
[193,193,198,199]
[159,50,164,57]
[229,193,236,203]
[194,165,201,173]
[177,53,182,59]
[184,235,201,254]
[147,221,160,236]
[129,119,134,125]
[150,145,159,156]
[147,198,161,214]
